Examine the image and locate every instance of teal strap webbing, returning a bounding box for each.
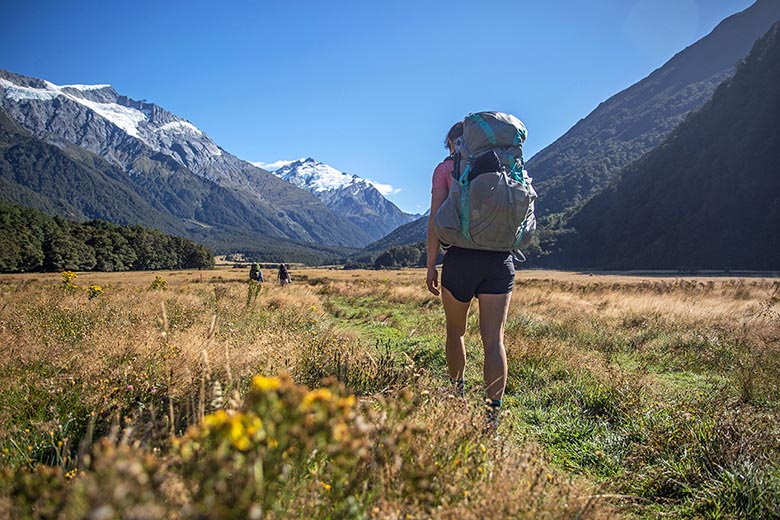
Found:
[459,161,472,184]
[471,113,497,145]
[460,185,472,241]
[511,218,527,250]
[508,156,520,181]
[512,127,526,145]
[457,156,473,242]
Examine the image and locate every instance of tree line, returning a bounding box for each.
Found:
[0,200,214,273]
[343,242,427,270]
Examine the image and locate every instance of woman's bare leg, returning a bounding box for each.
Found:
[477,292,512,401]
[441,286,471,382]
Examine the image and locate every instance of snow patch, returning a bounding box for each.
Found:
[275,158,399,196]
[74,96,147,139]
[278,160,355,192]
[253,158,305,172]
[1,77,147,140]
[0,78,60,101]
[158,120,203,135]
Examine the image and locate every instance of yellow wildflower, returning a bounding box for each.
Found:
[337,395,356,409]
[245,416,263,436]
[301,387,333,408]
[204,409,229,428]
[252,375,281,392]
[229,416,248,449]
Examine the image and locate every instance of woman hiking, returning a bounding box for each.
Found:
[278,263,291,286]
[426,120,515,432]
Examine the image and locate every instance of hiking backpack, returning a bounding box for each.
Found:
[433,111,537,255]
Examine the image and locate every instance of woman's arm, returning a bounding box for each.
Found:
[426,187,448,295]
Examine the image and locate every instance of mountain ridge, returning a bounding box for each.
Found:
[362,1,780,256]
[549,21,780,270]
[526,0,780,217]
[273,158,416,241]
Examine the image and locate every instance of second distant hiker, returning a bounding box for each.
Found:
[278,263,291,286]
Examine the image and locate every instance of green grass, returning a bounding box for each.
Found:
[2,272,778,518]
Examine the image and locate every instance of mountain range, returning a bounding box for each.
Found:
[0,69,412,260]
[2,1,778,270]
[546,21,780,270]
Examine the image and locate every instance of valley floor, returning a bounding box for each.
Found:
[1,267,778,518]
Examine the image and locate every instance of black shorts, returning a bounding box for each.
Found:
[441,247,515,303]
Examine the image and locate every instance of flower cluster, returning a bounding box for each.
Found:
[87,285,103,299]
[149,275,167,291]
[61,271,78,291]
[174,374,371,518]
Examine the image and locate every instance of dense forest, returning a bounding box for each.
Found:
[0,200,214,272]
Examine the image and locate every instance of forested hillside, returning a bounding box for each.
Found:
[0,200,214,272]
[549,22,780,270]
[527,0,780,217]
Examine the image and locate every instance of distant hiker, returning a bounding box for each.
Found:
[427,113,536,433]
[249,262,259,281]
[278,263,291,286]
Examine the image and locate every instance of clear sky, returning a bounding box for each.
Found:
[0,0,755,213]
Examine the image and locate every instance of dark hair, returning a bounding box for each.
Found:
[444,121,464,149]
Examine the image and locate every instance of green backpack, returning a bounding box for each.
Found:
[434,112,537,255]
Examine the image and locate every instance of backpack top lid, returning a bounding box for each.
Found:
[460,112,527,157]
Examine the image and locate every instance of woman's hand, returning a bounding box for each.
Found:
[426,265,440,296]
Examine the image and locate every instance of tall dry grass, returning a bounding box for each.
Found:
[1,267,777,518]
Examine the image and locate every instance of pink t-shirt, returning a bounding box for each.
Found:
[431,159,454,192]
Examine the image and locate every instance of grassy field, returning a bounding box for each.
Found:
[0,266,778,518]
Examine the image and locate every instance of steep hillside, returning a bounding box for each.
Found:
[0,109,185,233]
[364,215,427,252]
[527,0,780,217]
[550,22,780,270]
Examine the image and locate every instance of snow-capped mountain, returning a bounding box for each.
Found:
[0,68,373,248]
[275,158,366,192]
[0,74,224,174]
[271,158,416,241]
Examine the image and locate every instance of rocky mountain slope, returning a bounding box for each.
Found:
[0,108,359,263]
[362,1,780,255]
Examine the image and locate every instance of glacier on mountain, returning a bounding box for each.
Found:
[270,157,398,196]
[0,76,220,155]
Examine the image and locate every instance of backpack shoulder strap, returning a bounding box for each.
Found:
[448,154,460,180]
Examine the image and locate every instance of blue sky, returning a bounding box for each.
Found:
[0,0,754,213]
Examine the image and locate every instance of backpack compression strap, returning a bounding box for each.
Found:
[458,153,474,242]
[468,113,497,146]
